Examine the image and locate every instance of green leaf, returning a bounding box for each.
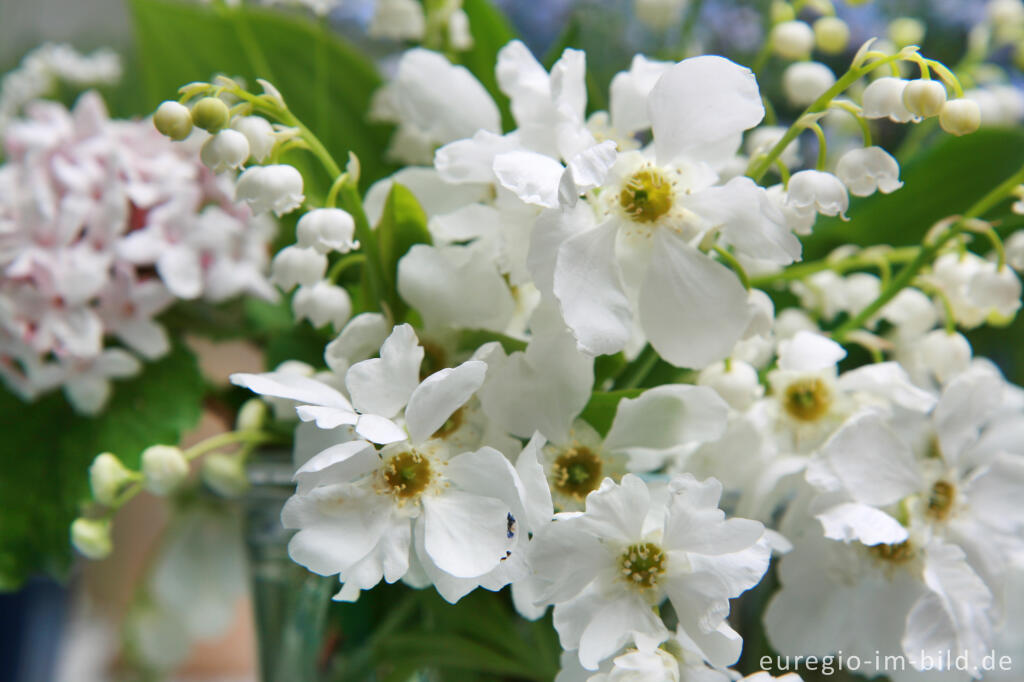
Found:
[0,343,204,590]
[578,388,643,436]
[456,328,528,355]
[458,0,517,131]
[374,182,432,319]
[129,0,393,190]
[803,128,1024,259]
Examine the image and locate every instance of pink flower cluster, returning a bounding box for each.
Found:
[0,92,276,414]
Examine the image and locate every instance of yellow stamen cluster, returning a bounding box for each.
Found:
[868,540,915,564]
[552,446,603,501]
[926,480,956,521]
[383,451,433,500]
[619,168,674,223]
[619,542,667,588]
[782,377,832,422]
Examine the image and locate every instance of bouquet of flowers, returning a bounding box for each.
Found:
[4,0,1024,680]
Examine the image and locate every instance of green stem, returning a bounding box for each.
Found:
[832,164,1024,341]
[750,246,919,289]
[714,246,751,290]
[183,430,283,461]
[328,252,366,283]
[338,183,387,315]
[614,345,661,390]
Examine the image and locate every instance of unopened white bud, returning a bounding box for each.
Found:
[814,16,850,54]
[771,21,815,60]
[889,17,926,48]
[270,245,327,291]
[902,79,947,118]
[782,61,836,106]
[1006,230,1024,271]
[293,281,353,330]
[231,115,276,162]
[153,101,193,141]
[968,265,1022,324]
[236,399,268,432]
[939,99,982,136]
[448,9,473,50]
[918,330,972,384]
[202,453,249,498]
[235,165,305,216]
[71,518,112,560]
[787,170,849,218]
[141,445,189,495]
[190,96,231,133]
[89,452,136,506]
[295,208,358,254]
[836,146,903,197]
[634,0,687,27]
[200,129,250,173]
[771,1,795,23]
[698,360,764,411]
[862,77,917,123]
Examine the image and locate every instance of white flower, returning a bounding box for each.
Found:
[530,474,769,671]
[368,0,426,41]
[199,129,249,172]
[231,115,276,161]
[862,77,918,123]
[782,61,835,106]
[771,21,815,60]
[926,252,1022,327]
[141,445,189,495]
[835,146,903,197]
[939,98,982,136]
[270,245,327,291]
[786,170,849,218]
[235,164,304,216]
[292,281,352,330]
[698,359,764,411]
[902,79,947,118]
[295,208,358,254]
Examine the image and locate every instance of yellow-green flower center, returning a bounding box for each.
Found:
[552,447,603,501]
[926,480,956,521]
[619,168,674,223]
[868,540,915,564]
[619,542,666,588]
[383,451,433,500]
[782,377,832,422]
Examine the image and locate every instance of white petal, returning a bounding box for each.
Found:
[493,150,565,208]
[230,372,352,410]
[836,362,937,412]
[157,247,203,300]
[604,385,729,461]
[816,502,909,545]
[405,360,487,444]
[776,330,846,372]
[345,324,423,418]
[354,414,408,444]
[553,220,633,356]
[638,229,750,369]
[649,56,764,166]
[422,489,511,578]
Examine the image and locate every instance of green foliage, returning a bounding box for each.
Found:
[374,182,432,320]
[129,0,393,190]
[0,343,204,590]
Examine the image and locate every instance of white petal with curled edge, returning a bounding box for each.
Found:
[422,489,511,578]
[604,385,729,461]
[231,372,353,410]
[434,130,517,185]
[294,440,374,478]
[527,203,595,297]
[776,330,846,372]
[345,324,423,418]
[516,433,554,532]
[295,405,359,430]
[405,361,487,444]
[294,441,379,491]
[649,55,764,166]
[610,54,672,135]
[816,503,909,546]
[576,594,668,671]
[354,414,407,444]
[566,140,619,190]
[836,362,937,412]
[552,220,633,356]
[157,246,203,300]
[493,150,565,208]
[638,229,750,369]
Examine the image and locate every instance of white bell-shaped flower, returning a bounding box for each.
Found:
[296,208,358,254]
[782,61,836,106]
[200,129,250,172]
[771,20,815,60]
[235,164,305,216]
[862,77,918,123]
[270,245,327,291]
[698,359,764,410]
[231,115,276,161]
[835,146,903,197]
[292,281,353,330]
[786,170,849,218]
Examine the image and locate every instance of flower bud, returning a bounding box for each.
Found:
[231,115,276,162]
[939,99,981,136]
[293,281,353,330]
[918,330,972,384]
[447,8,473,50]
[141,445,189,495]
[202,453,249,498]
[787,170,849,219]
[1007,230,1024,271]
[235,165,305,216]
[813,17,850,55]
[89,452,136,506]
[698,360,764,410]
[270,245,327,291]
[634,0,686,28]
[296,208,359,254]
[836,147,903,197]
[200,129,250,173]
[369,0,426,40]
[771,1,795,25]
[968,265,1022,324]
[902,79,947,118]
[190,96,231,133]
[236,398,268,432]
[771,21,815,60]
[888,17,926,48]
[782,61,836,106]
[71,518,112,560]
[862,77,917,123]
[153,101,193,141]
